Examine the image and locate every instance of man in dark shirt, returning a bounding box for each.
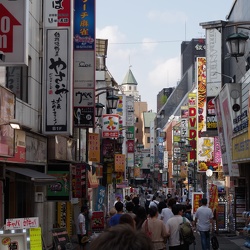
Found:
[109,202,124,227]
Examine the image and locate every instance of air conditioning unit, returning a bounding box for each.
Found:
[35,192,44,203]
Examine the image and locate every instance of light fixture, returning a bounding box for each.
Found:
[226,32,249,59]
[126,130,133,140]
[95,103,105,117]
[106,94,119,110]
[0,119,20,129]
[0,51,5,62]
[117,135,124,144]
[206,169,213,177]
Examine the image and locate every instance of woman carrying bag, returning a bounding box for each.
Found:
[141,206,169,250]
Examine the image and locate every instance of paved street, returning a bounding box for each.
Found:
[70,231,249,250]
[192,232,248,250]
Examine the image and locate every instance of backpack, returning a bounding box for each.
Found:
[179,217,195,245]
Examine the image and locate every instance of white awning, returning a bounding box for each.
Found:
[6,167,57,184]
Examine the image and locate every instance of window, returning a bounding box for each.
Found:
[147,137,150,143]
[6,66,28,102]
[129,86,131,90]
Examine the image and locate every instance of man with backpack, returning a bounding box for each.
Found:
[166,204,194,250]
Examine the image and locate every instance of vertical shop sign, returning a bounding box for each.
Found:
[115,154,125,172]
[71,164,87,199]
[188,93,197,161]
[45,29,69,133]
[192,192,203,215]
[73,0,95,127]
[96,186,105,211]
[43,1,73,135]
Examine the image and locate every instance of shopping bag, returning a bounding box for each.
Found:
[211,234,219,250]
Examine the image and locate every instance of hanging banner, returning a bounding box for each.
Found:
[88,133,100,162]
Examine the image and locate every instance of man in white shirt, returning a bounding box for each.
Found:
[166,204,191,249]
[194,198,214,250]
[149,196,159,208]
[161,198,176,224]
[77,205,88,249]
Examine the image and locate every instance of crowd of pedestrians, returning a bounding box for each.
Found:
[83,191,215,250]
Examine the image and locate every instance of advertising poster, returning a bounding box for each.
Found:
[91,211,105,232]
[47,165,70,200]
[0,233,27,250]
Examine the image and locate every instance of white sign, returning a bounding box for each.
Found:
[5,217,39,230]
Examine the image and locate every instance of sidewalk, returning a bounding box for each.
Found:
[193,232,248,250]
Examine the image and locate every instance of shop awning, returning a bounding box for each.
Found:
[6,167,57,184]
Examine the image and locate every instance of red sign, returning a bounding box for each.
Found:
[127,140,134,153]
[0,4,21,53]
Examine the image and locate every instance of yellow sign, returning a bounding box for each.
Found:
[232,132,250,161]
[30,227,42,250]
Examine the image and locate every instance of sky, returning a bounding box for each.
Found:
[96,0,233,112]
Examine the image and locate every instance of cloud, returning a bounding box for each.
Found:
[148,10,188,24]
[96,25,126,43]
[141,38,157,52]
[148,56,181,88]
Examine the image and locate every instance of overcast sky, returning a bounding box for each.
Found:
[96,0,234,112]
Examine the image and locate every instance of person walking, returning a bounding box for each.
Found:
[161,198,176,225]
[125,201,136,219]
[149,196,159,209]
[76,205,89,250]
[166,204,192,250]
[135,206,147,230]
[109,201,124,227]
[194,198,214,250]
[141,206,168,250]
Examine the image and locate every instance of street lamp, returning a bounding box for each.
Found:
[95,103,105,117]
[125,130,133,140]
[225,21,250,59]
[226,32,249,58]
[106,94,119,110]
[117,134,125,145]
